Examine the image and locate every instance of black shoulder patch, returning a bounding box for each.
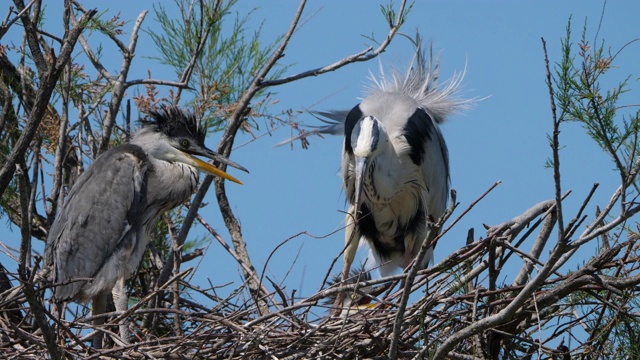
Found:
[402,108,435,165]
[343,105,363,155]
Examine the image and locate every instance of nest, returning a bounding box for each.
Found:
[2,196,640,359]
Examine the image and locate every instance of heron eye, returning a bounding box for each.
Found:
[180,139,189,148]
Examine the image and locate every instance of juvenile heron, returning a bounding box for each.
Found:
[285,35,470,309]
[44,106,247,347]
[324,266,386,318]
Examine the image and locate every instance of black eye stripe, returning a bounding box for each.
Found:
[344,105,364,155]
[370,119,380,151]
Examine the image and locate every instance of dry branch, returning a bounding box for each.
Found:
[1,176,636,359]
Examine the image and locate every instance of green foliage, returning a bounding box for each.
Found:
[544,15,640,358]
[84,9,127,36]
[149,0,284,132]
[553,17,640,186]
[380,0,414,29]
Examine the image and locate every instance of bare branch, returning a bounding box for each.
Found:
[542,37,566,244]
[261,1,408,87]
[11,0,47,74]
[98,10,148,155]
[512,209,557,287]
[123,78,192,91]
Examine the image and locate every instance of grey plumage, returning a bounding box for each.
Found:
[44,106,248,346]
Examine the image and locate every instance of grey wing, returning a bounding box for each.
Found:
[44,145,149,302]
[274,110,348,147]
[417,125,448,261]
[309,110,349,136]
[422,124,449,221]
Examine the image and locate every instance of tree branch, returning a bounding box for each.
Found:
[0,7,96,198]
[98,10,148,154]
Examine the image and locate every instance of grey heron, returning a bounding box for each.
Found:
[285,35,470,310]
[44,106,248,347]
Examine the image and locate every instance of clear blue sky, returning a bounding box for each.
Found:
[3,1,640,308]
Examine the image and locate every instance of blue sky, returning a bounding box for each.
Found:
[3,1,640,311]
[215,1,640,296]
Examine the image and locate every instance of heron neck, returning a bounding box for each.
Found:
[145,157,199,215]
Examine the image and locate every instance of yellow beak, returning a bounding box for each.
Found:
[191,156,244,185]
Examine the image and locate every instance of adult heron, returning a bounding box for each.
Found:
[286,35,470,309]
[44,106,248,347]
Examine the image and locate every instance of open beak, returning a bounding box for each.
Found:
[187,145,249,185]
[354,156,368,206]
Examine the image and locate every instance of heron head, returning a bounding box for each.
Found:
[350,116,382,205]
[138,107,249,184]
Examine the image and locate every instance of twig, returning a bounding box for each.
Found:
[542,37,566,243]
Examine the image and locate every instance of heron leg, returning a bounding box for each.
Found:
[402,244,414,269]
[111,277,130,344]
[91,291,108,349]
[53,301,65,347]
[343,206,360,278]
[333,208,360,315]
